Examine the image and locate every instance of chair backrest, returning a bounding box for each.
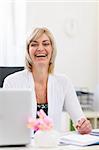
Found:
[0,67,24,87]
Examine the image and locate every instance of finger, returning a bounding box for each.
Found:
[76,118,86,128]
[79,120,90,129]
[78,127,91,134]
[82,120,92,131]
[78,125,91,133]
[37,109,47,118]
[78,121,92,134]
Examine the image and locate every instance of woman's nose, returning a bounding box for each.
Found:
[37,44,44,51]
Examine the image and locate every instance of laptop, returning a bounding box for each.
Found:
[0,89,32,146]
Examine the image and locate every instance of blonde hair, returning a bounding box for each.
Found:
[25,27,57,73]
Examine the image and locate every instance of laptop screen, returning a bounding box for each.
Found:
[0,89,32,146]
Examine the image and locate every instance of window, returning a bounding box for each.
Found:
[0,0,26,66]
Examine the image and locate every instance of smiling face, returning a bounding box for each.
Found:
[25,27,57,73]
[28,33,53,69]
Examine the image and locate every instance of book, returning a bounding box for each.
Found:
[90,129,99,136]
[60,132,99,146]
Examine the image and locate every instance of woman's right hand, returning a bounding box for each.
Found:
[76,118,92,134]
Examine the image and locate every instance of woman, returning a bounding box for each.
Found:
[3,27,92,134]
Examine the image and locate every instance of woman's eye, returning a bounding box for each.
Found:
[43,43,50,46]
[30,43,38,47]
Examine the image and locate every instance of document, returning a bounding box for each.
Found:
[90,129,99,136]
[60,132,99,146]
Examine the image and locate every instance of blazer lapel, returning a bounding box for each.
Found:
[27,70,37,119]
[48,75,57,118]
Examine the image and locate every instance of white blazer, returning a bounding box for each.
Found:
[3,69,85,131]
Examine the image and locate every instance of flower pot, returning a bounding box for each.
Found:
[34,129,60,148]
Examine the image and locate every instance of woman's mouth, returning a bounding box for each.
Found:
[34,53,48,57]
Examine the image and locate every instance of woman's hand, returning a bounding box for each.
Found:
[76,118,92,134]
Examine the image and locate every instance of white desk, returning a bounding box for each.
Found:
[21,145,99,150]
[0,142,99,150]
[0,145,99,150]
[0,132,99,150]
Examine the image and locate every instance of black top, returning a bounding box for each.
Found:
[33,103,48,133]
[37,103,48,118]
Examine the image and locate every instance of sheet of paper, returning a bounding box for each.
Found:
[60,132,99,146]
[90,129,99,136]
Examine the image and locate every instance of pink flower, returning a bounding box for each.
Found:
[27,109,53,131]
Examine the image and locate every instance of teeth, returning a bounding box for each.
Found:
[35,54,47,57]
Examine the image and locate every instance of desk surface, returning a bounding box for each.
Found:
[0,143,99,150]
[0,132,99,150]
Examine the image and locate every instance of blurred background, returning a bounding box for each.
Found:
[0,0,99,131]
[0,0,98,91]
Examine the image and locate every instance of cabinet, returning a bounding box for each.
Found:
[61,111,99,132]
[84,111,99,129]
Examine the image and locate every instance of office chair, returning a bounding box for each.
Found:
[0,66,24,87]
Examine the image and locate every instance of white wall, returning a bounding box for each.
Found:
[97,1,99,83]
[26,1,97,92]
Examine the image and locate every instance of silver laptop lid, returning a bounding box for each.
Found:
[0,89,32,146]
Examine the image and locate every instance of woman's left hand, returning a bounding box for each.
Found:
[76,118,92,134]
